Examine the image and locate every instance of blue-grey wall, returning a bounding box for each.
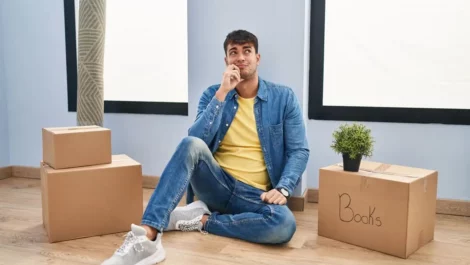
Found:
[187,0,310,196]
[0,0,191,175]
[0,0,10,167]
[0,0,468,200]
[0,76,9,167]
[1,0,76,169]
[0,0,309,195]
[0,81,8,167]
[307,120,470,200]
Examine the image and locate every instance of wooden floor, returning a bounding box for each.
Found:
[1,177,470,265]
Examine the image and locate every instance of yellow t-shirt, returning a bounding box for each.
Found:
[214,96,271,191]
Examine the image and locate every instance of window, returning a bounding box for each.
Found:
[63,0,188,115]
[308,0,470,125]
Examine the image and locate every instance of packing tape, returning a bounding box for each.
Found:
[112,158,133,162]
[360,176,369,191]
[46,125,102,132]
[335,163,421,178]
[40,157,133,169]
[336,163,429,192]
[66,126,100,131]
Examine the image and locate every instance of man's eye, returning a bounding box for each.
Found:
[245,50,251,53]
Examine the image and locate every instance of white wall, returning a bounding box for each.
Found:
[1,0,469,201]
[0,0,10,167]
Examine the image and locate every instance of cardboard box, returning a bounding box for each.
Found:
[42,126,111,169]
[318,161,438,258]
[41,154,143,243]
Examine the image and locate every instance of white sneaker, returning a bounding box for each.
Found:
[165,200,211,232]
[101,224,166,265]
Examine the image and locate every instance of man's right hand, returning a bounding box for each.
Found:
[216,64,243,101]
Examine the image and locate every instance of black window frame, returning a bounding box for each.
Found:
[308,0,470,125]
[63,0,188,116]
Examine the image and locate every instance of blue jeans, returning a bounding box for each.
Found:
[141,136,297,244]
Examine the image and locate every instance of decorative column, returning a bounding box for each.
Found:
[76,0,106,126]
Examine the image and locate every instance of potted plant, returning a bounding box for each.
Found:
[331,123,374,172]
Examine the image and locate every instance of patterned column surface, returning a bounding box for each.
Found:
[77,0,106,126]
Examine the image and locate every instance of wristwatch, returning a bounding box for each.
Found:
[277,187,290,199]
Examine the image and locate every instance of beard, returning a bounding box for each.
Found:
[240,67,256,80]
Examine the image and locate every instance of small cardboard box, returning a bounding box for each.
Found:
[41,154,143,243]
[42,126,111,169]
[318,161,438,259]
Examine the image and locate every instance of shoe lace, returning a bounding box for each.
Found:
[177,219,208,234]
[115,232,145,255]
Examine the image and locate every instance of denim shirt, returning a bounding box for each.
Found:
[186,76,309,203]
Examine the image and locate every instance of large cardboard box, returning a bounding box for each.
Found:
[318,161,438,258]
[41,154,143,243]
[42,126,112,169]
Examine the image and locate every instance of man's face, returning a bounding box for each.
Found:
[225,42,260,80]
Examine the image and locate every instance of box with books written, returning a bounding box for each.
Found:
[318,161,438,258]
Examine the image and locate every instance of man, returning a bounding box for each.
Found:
[102,29,309,265]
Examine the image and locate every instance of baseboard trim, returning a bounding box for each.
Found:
[288,188,308,212]
[11,165,40,179]
[5,166,467,216]
[436,199,470,217]
[142,175,159,189]
[307,188,470,217]
[307,188,319,203]
[7,166,307,211]
[0,166,12,180]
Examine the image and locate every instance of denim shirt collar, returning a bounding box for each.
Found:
[227,76,268,102]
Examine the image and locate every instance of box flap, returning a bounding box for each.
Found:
[43,126,109,134]
[322,160,436,183]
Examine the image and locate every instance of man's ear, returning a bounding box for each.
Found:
[224,57,228,66]
[256,53,261,65]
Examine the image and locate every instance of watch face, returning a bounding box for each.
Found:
[281,189,288,197]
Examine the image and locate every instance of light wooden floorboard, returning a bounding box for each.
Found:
[1,177,469,265]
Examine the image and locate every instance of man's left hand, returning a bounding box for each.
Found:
[261,189,287,205]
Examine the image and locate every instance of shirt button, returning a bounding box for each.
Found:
[209,122,212,125]
[226,124,229,127]
[216,105,219,109]
[219,140,221,143]
[234,106,236,109]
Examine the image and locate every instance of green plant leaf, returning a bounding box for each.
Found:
[331,123,374,159]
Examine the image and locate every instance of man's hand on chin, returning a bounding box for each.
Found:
[261,189,287,205]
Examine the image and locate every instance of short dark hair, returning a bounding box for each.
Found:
[223,30,258,54]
